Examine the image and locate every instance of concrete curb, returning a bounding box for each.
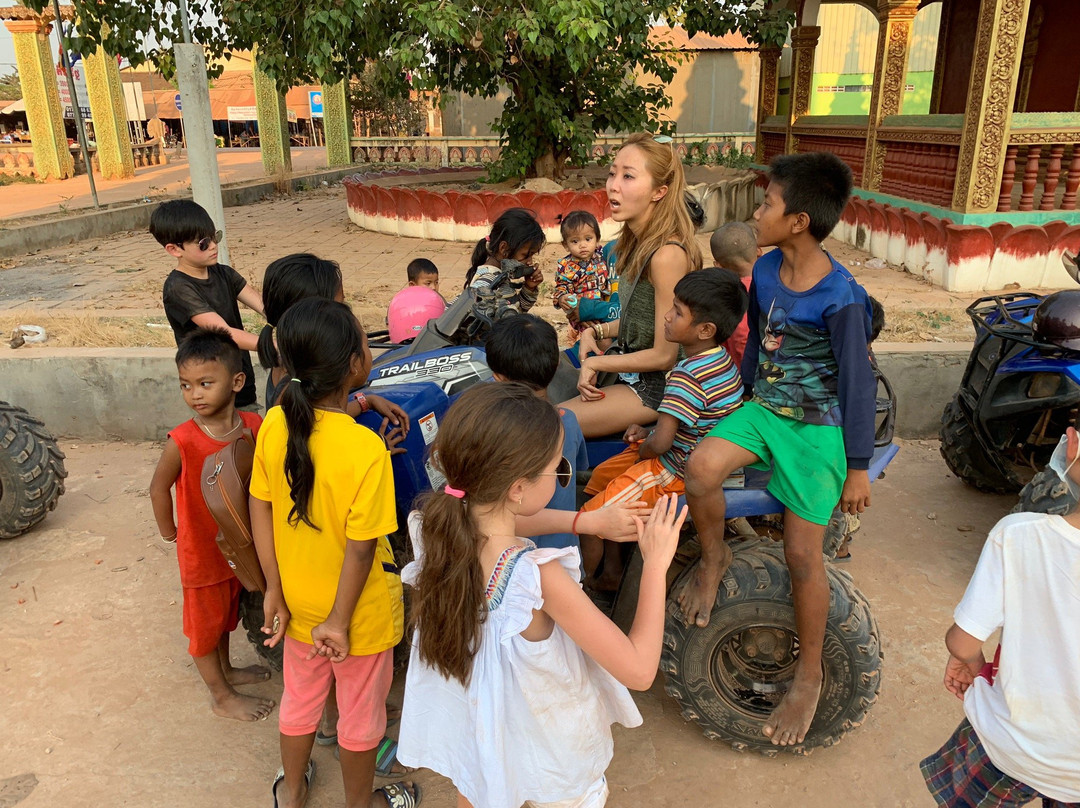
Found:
[1,343,971,442]
[0,165,365,259]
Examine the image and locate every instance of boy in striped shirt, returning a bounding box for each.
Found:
[579,268,748,590]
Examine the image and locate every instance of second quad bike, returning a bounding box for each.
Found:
[941,253,1080,505]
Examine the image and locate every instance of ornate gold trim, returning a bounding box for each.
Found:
[863,1,919,189]
[953,0,1032,212]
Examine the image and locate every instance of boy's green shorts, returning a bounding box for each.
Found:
[706,401,846,526]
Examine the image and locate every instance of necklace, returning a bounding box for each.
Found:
[315,406,348,415]
[197,414,241,439]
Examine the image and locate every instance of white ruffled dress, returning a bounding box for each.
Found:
[397,513,642,808]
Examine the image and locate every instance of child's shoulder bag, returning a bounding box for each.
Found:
[200,429,267,593]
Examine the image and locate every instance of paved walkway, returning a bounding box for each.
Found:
[0,147,331,222]
[0,180,986,347]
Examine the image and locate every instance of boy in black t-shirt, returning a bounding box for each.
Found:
[151,200,264,409]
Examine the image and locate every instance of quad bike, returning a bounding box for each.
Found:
[941,253,1080,511]
[0,402,68,539]
[242,285,898,755]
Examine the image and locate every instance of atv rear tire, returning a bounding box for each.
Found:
[939,394,1020,494]
[1014,467,1077,516]
[0,402,68,539]
[239,590,283,671]
[661,538,882,755]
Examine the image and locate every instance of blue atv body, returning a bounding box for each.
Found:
[356,305,898,755]
[942,293,1080,497]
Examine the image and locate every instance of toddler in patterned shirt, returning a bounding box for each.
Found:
[552,210,612,339]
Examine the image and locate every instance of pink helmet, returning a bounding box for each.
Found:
[388,286,446,343]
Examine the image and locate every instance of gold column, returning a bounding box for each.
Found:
[787,26,820,152]
[253,56,292,176]
[952,0,1032,213]
[83,43,135,179]
[862,0,919,190]
[755,45,782,160]
[4,19,74,180]
[321,81,352,167]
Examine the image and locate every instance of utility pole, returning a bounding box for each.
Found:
[51,0,99,208]
[172,0,230,265]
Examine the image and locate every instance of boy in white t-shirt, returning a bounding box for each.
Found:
[920,428,1080,808]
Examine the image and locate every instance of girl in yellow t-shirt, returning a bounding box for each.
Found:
[250,298,420,808]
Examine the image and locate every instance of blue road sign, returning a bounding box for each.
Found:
[174,92,182,112]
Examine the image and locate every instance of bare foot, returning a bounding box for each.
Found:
[225,663,271,686]
[211,690,275,721]
[762,671,822,746]
[676,542,732,628]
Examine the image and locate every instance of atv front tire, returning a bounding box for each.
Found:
[0,402,68,539]
[661,538,882,755]
[1014,467,1077,516]
[939,394,1020,494]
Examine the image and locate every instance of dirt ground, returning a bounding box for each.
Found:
[0,182,1010,352]
[0,439,1015,808]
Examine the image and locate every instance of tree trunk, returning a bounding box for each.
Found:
[532,148,556,179]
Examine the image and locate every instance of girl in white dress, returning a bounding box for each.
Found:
[398,381,687,808]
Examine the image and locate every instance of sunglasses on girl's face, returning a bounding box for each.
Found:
[539,456,573,488]
[181,230,223,252]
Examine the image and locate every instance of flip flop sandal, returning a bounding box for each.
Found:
[314,728,337,746]
[375,781,422,808]
[832,551,853,563]
[272,758,316,808]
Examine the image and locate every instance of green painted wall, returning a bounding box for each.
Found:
[809,71,935,116]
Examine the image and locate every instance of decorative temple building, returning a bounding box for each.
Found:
[757,0,1080,290]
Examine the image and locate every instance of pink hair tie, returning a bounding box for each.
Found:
[444,484,466,499]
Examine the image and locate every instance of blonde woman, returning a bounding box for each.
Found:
[561,133,703,437]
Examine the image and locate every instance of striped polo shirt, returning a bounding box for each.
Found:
[657,346,742,477]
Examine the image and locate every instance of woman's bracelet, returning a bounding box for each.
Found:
[350,391,370,413]
[160,532,177,543]
[592,323,604,341]
[572,509,584,534]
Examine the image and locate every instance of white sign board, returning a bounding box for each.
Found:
[227,105,258,121]
[122,83,145,122]
[56,55,91,120]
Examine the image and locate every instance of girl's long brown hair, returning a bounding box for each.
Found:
[410,382,562,684]
[613,133,703,285]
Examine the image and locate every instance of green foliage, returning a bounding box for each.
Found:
[0,173,39,186]
[348,62,426,137]
[22,0,793,179]
[0,71,20,102]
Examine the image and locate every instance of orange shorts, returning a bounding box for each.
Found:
[182,577,242,658]
[582,447,684,512]
[279,638,393,752]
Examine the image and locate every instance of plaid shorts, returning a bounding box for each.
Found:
[921,719,1079,808]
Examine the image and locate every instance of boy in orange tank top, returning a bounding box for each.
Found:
[149,327,275,721]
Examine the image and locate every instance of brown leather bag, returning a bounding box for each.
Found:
[200,429,267,593]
